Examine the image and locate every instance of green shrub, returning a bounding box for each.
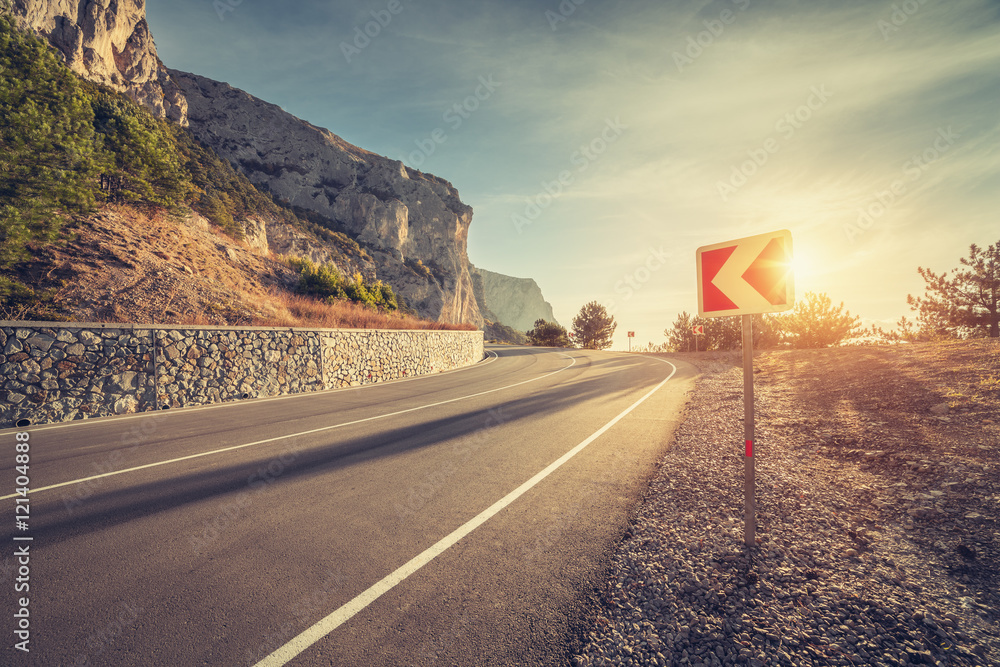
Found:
[290,257,397,312]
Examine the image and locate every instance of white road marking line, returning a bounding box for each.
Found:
[0,349,501,436]
[0,350,567,500]
[253,358,678,667]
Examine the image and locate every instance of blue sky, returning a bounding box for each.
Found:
[147,0,1000,348]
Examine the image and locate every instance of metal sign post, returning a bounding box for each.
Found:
[742,314,755,547]
[695,229,794,550]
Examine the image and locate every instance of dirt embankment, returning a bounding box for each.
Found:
[7,205,296,324]
[754,339,999,595]
[574,340,999,667]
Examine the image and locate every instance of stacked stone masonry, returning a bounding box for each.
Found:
[0,323,484,427]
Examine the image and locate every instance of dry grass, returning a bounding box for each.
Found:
[246,291,476,331]
[81,291,477,331]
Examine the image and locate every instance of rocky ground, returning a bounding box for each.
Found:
[573,340,999,667]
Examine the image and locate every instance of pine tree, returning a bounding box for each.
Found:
[0,15,104,265]
[780,292,861,348]
[907,241,1000,339]
[90,91,190,207]
[572,301,616,350]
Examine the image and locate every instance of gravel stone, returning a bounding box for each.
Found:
[574,354,998,667]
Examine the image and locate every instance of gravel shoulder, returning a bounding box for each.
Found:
[573,341,999,667]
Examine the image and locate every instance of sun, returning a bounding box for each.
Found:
[789,246,813,281]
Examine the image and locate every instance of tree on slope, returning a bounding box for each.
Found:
[0,14,104,266]
[572,301,616,350]
[907,240,1000,339]
[527,319,571,347]
[665,311,783,352]
[780,291,861,348]
[664,311,697,352]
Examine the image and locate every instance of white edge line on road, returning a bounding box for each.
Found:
[0,349,558,501]
[0,349,501,437]
[253,358,678,667]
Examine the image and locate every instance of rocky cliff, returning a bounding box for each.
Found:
[10,0,187,124]
[10,0,556,329]
[471,266,558,333]
[169,70,482,326]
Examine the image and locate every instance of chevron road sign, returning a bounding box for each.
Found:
[694,229,795,548]
[696,229,794,318]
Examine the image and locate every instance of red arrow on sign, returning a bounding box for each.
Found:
[701,245,739,312]
[742,236,789,306]
[696,230,794,317]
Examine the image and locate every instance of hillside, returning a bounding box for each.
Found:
[0,14,467,331]
[1,0,554,333]
[3,202,466,330]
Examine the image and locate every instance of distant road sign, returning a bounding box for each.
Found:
[692,325,704,335]
[627,331,635,337]
[696,230,794,317]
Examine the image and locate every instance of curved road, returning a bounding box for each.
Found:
[1,346,696,666]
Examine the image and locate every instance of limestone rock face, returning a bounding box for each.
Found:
[11,1,558,330]
[169,70,482,326]
[12,0,188,124]
[471,266,558,333]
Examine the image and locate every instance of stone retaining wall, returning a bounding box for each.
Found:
[0,322,484,427]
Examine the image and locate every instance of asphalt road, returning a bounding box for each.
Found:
[1,345,696,666]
